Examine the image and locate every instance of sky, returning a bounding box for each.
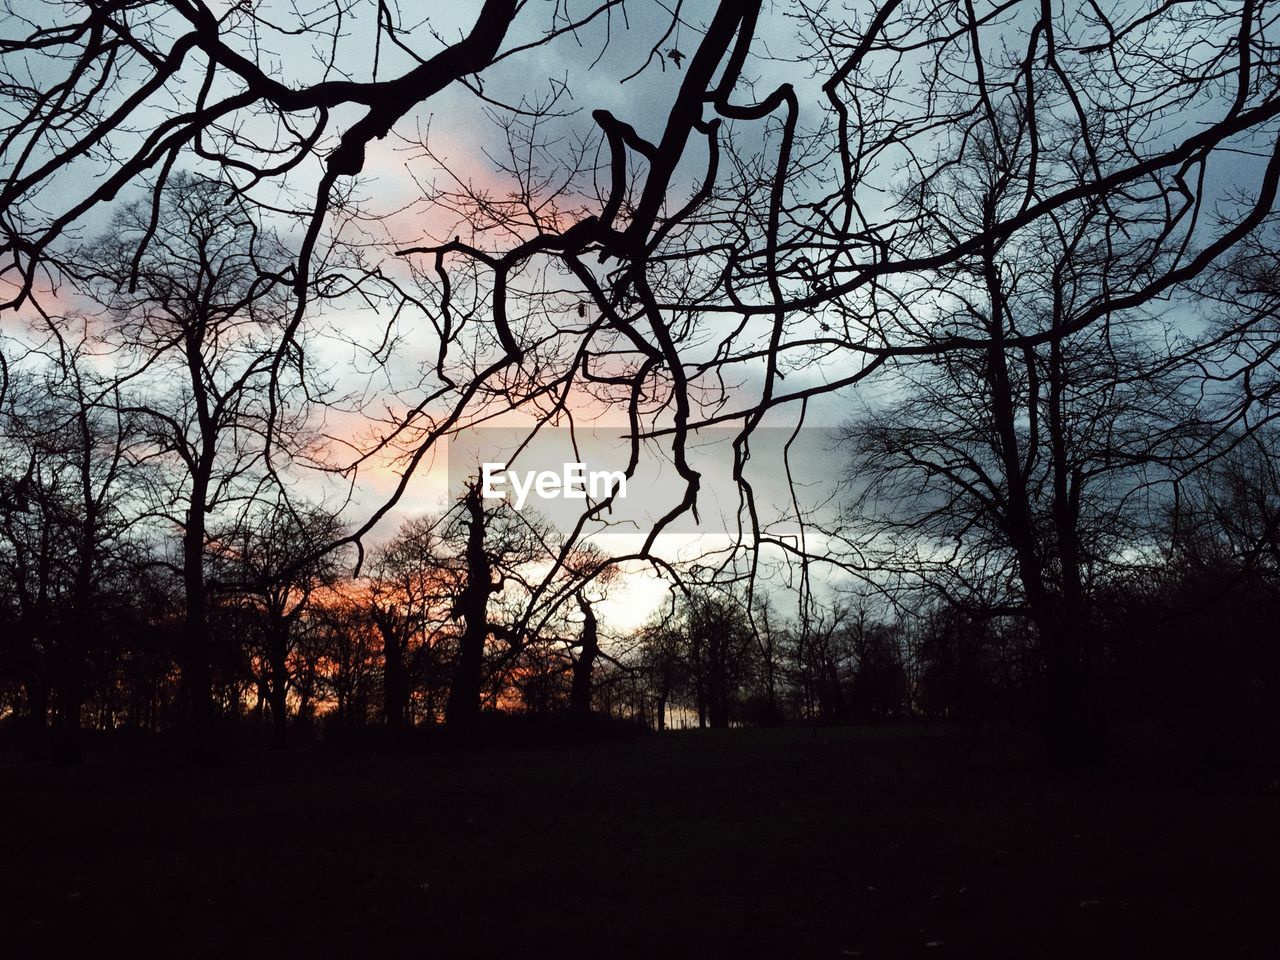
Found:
[6,0,1271,631]
[2,1,856,632]
[251,2,859,579]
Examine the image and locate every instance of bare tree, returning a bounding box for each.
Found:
[78,172,305,756]
[366,514,454,729]
[210,496,345,747]
[307,590,381,730]
[5,1,1280,764]
[441,484,559,725]
[0,328,140,760]
[831,95,1211,763]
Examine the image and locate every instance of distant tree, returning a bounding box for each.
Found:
[0,371,69,756]
[787,609,852,725]
[0,331,141,760]
[844,610,909,723]
[79,172,305,757]
[568,591,600,717]
[307,590,381,729]
[837,101,1204,765]
[210,496,345,747]
[367,514,454,729]
[553,544,620,719]
[1104,428,1280,762]
[745,594,788,726]
[6,0,1280,767]
[444,485,500,725]
[635,615,685,732]
[635,587,755,730]
[440,484,557,725]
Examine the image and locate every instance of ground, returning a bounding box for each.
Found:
[2,725,1276,958]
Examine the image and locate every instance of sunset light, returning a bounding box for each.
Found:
[4,1,1278,955]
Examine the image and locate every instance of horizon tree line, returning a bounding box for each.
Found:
[3,2,1280,767]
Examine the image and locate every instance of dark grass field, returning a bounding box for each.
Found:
[2,725,1276,958]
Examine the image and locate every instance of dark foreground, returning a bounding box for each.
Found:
[2,726,1275,958]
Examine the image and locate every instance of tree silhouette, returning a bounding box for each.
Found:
[3,0,1280,769]
[79,172,303,757]
[210,496,345,747]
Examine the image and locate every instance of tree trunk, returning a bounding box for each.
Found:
[376,612,406,730]
[1045,334,1108,767]
[707,659,729,729]
[267,619,289,749]
[569,593,599,716]
[54,404,100,766]
[182,472,215,761]
[981,269,1106,769]
[446,486,493,726]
